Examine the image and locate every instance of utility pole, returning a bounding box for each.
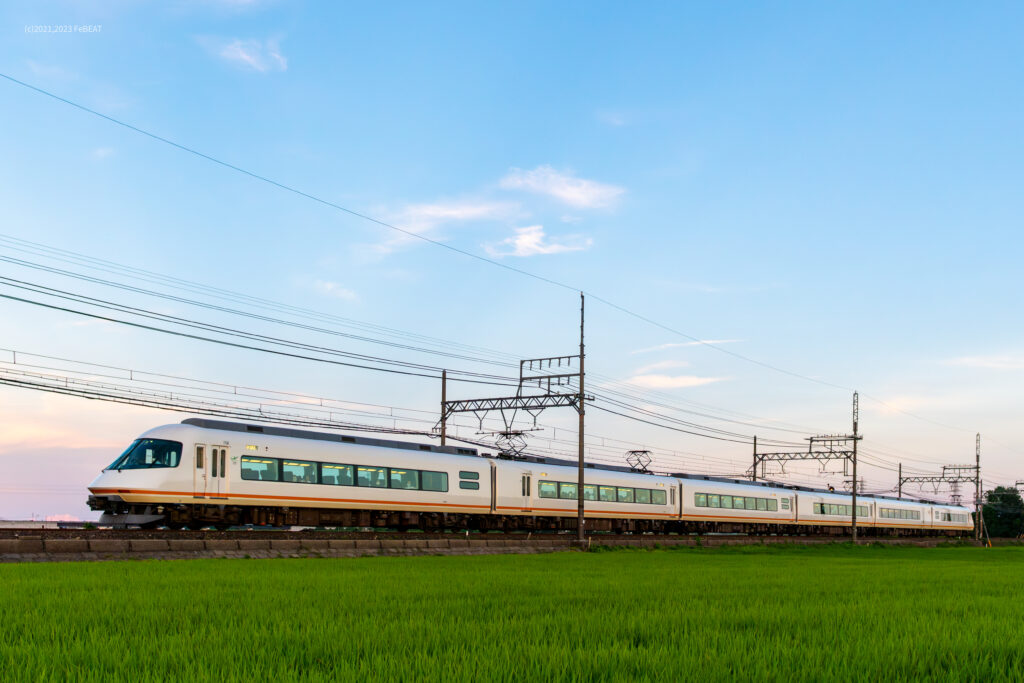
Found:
[577,293,586,544]
[898,463,902,499]
[440,370,447,446]
[976,433,981,542]
[852,392,859,543]
[752,436,757,481]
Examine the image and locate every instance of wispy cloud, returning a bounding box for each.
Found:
[943,354,1024,370]
[313,280,357,302]
[203,37,287,72]
[26,60,74,81]
[865,394,965,415]
[630,340,741,355]
[484,225,592,258]
[500,165,624,209]
[596,110,627,127]
[625,374,726,389]
[369,200,519,255]
[634,359,690,374]
[92,147,114,160]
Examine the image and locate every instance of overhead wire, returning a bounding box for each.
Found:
[0,73,1018,484]
[0,70,982,431]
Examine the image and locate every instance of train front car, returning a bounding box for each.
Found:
[87,424,193,527]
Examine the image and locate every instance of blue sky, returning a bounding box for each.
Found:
[1,1,1023,519]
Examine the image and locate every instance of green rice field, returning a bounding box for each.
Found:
[1,545,1022,681]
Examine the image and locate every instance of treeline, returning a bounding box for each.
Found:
[982,487,1024,538]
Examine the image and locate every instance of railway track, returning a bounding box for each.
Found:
[0,528,961,543]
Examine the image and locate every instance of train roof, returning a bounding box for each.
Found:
[180,419,964,509]
[180,418,481,457]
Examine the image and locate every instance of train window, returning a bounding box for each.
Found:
[559,483,578,500]
[390,469,420,490]
[733,497,745,509]
[241,456,279,482]
[521,475,530,496]
[196,446,204,469]
[459,481,480,490]
[745,498,757,511]
[599,486,616,502]
[282,460,318,484]
[212,449,219,478]
[322,464,354,486]
[767,499,778,512]
[107,439,183,470]
[539,481,558,498]
[636,489,652,505]
[459,471,480,480]
[357,466,387,488]
[617,487,635,503]
[421,471,448,492]
[652,490,667,505]
[756,498,767,511]
[695,493,707,507]
[670,488,675,505]
[583,485,598,501]
[720,495,733,509]
[220,451,226,478]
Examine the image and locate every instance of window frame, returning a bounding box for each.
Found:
[281,459,319,485]
[356,465,388,488]
[240,456,279,482]
[320,463,354,487]
[420,470,448,493]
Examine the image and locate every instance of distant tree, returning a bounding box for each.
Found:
[982,486,1024,538]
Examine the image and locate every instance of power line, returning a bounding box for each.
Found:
[0,252,519,369]
[0,235,516,362]
[0,347,732,472]
[0,276,520,386]
[0,72,904,398]
[1,233,989,460]
[1,74,1015,473]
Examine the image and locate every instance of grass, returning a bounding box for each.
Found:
[1,545,1023,681]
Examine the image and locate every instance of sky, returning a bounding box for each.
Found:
[1,1,1023,520]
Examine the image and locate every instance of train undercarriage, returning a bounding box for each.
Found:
[89,497,964,537]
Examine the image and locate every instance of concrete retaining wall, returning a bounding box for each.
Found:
[0,535,970,563]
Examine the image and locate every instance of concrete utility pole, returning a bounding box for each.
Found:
[852,392,859,543]
[898,463,902,499]
[976,433,981,542]
[752,436,757,481]
[440,370,447,446]
[576,293,586,544]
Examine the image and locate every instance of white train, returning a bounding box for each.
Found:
[87,419,975,535]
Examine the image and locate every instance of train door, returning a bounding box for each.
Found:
[207,446,229,499]
[193,444,207,498]
[520,470,533,511]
